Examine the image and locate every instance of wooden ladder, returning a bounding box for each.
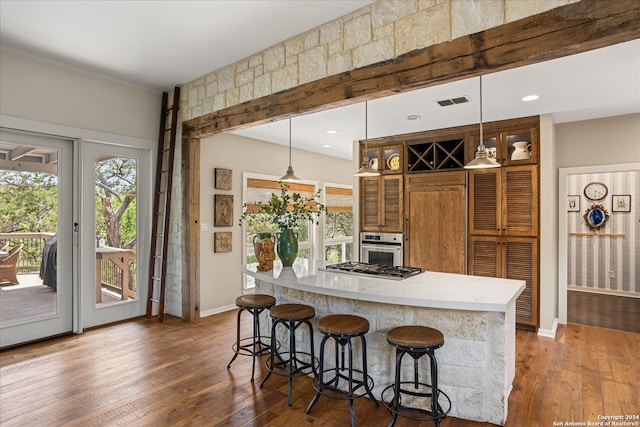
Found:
[147,86,180,321]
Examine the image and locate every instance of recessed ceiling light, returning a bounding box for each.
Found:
[326,129,338,134]
[322,144,331,148]
[407,115,421,120]
[522,94,539,102]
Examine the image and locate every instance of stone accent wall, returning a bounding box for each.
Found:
[179,0,576,123]
[256,279,515,425]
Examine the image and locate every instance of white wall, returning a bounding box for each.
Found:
[198,133,353,315]
[0,51,160,141]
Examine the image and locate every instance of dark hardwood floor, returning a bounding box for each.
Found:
[568,290,640,333]
[1,310,638,426]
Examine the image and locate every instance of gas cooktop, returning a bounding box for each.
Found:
[321,262,422,280]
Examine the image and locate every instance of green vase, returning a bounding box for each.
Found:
[276,229,298,267]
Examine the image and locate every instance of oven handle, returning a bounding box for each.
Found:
[361,243,403,251]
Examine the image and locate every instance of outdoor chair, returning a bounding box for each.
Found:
[0,244,24,285]
[0,242,8,252]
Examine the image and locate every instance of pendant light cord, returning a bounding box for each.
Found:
[288,118,292,167]
[479,75,484,145]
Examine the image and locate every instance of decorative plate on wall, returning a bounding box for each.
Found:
[583,203,609,231]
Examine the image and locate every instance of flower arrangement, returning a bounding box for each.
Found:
[238,183,326,230]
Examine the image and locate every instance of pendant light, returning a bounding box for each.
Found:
[354,101,380,177]
[280,118,300,181]
[464,75,501,169]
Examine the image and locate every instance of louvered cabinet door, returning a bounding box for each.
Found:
[468,169,501,235]
[467,235,501,278]
[360,177,381,231]
[503,237,539,327]
[502,165,538,236]
[381,175,403,232]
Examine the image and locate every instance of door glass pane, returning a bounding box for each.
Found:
[0,146,59,326]
[94,155,137,306]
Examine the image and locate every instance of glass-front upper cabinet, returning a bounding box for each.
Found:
[361,143,403,174]
[467,116,539,166]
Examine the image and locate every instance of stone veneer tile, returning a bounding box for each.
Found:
[298,46,327,84]
[373,23,394,41]
[236,59,248,72]
[187,87,198,108]
[319,19,343,44]
[236,68,254,87]
[451,0,504,40]
[328,39,343,57]
[205,81,218,98]
[225,88,239,107]
[238,83,253,103]
[213,94,225,111]
[371,0,418,28]
[285,36,304,57]
[395,3,450,56]
[419,0,438,9]
[217,65,236,92]
[352,36,394,68]
[248,54,262,68]
[327,52,352,75]
[505,0,569,22]
[253,73,271,99]
[344,12,372,50]
[263,45,285,72]
[272,64,298,93]
[304,30,319,49]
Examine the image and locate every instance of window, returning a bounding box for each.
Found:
[323,184,353,263]
[242,174,321,287]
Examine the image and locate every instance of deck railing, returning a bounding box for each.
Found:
[0,233,137,300]
[0,232,55,272]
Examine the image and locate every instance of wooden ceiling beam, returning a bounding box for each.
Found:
[183,0,640,140]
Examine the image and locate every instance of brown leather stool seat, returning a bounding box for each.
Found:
[306,314,379,427]
[382,325,451,427]
[227,294,276,381]
[260,303,317,407]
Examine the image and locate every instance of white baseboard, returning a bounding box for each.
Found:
[200,304,236,318]
[537,318,558,338]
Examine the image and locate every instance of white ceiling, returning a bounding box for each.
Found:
[1,1,638,161]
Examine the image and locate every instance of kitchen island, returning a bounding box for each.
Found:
[242,262,525,425]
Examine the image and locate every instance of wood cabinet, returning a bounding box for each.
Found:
[362,143,403,174]
[468,163,539,328]
[468,165,539,237]
[405,172,465,273]
[467,116,539,166]
[406,136,466,172]
[360,175,403,232]
[468,236,539,326]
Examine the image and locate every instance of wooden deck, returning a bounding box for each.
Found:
[0,309,638,426]
[0,273,121,326]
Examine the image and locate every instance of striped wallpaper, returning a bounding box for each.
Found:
[567,170,639,295]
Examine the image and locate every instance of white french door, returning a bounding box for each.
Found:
[0,130,74,348]
[80,141,151,328]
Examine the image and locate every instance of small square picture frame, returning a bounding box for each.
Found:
[612,194,631,212]
[214,232,232,252]
[215,168,232,190]
[567,195,580,212]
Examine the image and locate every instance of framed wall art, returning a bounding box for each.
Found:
[214,232,232,252]
[567,195,580,212]
[214,194,233,226]
[215,168,232,190]
[612,194,631,212]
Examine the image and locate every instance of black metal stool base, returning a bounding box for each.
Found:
[381,381,451,426]
[311,367,376,401]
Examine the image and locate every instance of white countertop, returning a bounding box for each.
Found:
[242,261,525,312]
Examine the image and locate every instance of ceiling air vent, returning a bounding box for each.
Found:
[437,95,470,107]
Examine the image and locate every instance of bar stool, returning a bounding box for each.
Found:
[227,294,276,381]
[260,303,317,406]
[306,314,379,427]
[381,325,451,427]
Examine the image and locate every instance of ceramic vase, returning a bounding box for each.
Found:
[276,229,298,267]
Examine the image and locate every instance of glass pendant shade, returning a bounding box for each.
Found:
[465,75,501,170]
[354,101,380,177]
[281,118,300,181]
